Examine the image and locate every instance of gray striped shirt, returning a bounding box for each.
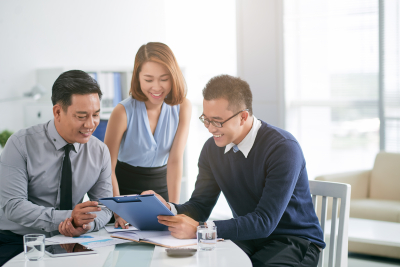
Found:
[0,119,112,236]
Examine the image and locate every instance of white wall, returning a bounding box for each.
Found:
[164,0,237,105]
[0,0,166,132]
[236,0,285,128]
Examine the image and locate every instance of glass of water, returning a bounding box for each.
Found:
[197,225,217,251]
[24,234,45,261]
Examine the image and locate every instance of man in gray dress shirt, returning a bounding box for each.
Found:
[0,70,113,266]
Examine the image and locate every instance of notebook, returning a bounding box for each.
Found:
[111,231,197,248]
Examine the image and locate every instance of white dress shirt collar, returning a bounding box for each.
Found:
[224,116,262,158]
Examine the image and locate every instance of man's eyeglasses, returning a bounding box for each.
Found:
[199,109,249,128]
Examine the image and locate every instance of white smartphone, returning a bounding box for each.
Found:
[45,243,97,257]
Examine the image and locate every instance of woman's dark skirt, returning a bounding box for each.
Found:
[115,160,169,201]
[110,161,168,224]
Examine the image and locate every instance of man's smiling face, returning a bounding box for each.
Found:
[202,98,244,147]
[54,93,100,144]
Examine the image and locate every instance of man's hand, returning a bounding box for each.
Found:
[141,190,171,210]
[71,201,100,227]
[59,217,90,237]
[158,214,198,239]
[114,213,129,229]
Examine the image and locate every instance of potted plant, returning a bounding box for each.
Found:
[0,130,13,153]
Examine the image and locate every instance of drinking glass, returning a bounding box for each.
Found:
[24,234,45,261]
[197,225,217,251]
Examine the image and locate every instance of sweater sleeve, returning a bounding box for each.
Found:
[174,140,221,221]
[214,139,305,240]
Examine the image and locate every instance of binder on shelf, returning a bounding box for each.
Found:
[92,72,123,108]
[113,72,122,107]
[105,72,114,100]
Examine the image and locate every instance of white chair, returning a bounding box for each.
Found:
[309,180,351,267]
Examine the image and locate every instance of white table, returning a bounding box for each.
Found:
[5,229,252,267]
[326,218,400,247]
[149,240,249,267]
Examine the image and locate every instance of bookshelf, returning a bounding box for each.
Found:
[33,68,132,120]
[84,68,132,119]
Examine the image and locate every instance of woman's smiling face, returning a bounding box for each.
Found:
[139,61,172,106]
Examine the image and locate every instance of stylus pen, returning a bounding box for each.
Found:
[124,223,130,226]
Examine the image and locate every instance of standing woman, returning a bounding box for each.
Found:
[104,42,191,228]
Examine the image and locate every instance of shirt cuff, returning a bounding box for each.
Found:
[52,210,72,232]
[168,202,178,215]
[206,220,215,228]
[85,221,95,233]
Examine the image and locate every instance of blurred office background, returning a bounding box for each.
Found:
[1,0,400,235]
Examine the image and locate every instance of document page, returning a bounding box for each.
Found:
[144,235,197,248]
[111,231,141,242]
[46,233,132,248]
[111,230,197,248]
[136,231,170,239]
[46,234,107,244]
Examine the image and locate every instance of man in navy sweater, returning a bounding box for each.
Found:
[143,75,325,266]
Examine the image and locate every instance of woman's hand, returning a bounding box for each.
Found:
[114,213,129,229]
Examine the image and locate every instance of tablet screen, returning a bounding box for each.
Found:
[45,243,94,255]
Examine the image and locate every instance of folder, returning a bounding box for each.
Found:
[99,194,174,231]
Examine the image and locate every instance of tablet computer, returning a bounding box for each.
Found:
[100,194,174,231]
[45,243,97,257]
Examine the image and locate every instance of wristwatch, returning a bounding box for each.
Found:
[198,221,205,226]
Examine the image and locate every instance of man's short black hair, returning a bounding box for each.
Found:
[202,75,253,115]
[51,70,102,110]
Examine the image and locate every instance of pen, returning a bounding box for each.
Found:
[97,204,106,208]
[124,223,130,226]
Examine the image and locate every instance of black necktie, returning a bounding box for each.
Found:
[60,144,73,210]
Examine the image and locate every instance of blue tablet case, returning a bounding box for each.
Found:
[99,194,174,231]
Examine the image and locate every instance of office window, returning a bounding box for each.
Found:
[164,0,236,219]
[382,0,400,152]
[284,0,380,179]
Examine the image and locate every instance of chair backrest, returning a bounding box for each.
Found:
[309,180,351,267]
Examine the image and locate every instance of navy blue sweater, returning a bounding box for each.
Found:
[175,121,325,249]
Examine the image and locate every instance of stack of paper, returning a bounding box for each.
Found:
[111,231,197,248]
[46,234,132,249]
[46,234,106,244]
[79,238,131,249]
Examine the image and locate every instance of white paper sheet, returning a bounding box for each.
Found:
[46,233,133,248]
[111,231,197,248]
[111,231,140,242]
[46,234,108,244]
[136,230,170,239]
[80,238,132,249]
[145,235,197,247]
